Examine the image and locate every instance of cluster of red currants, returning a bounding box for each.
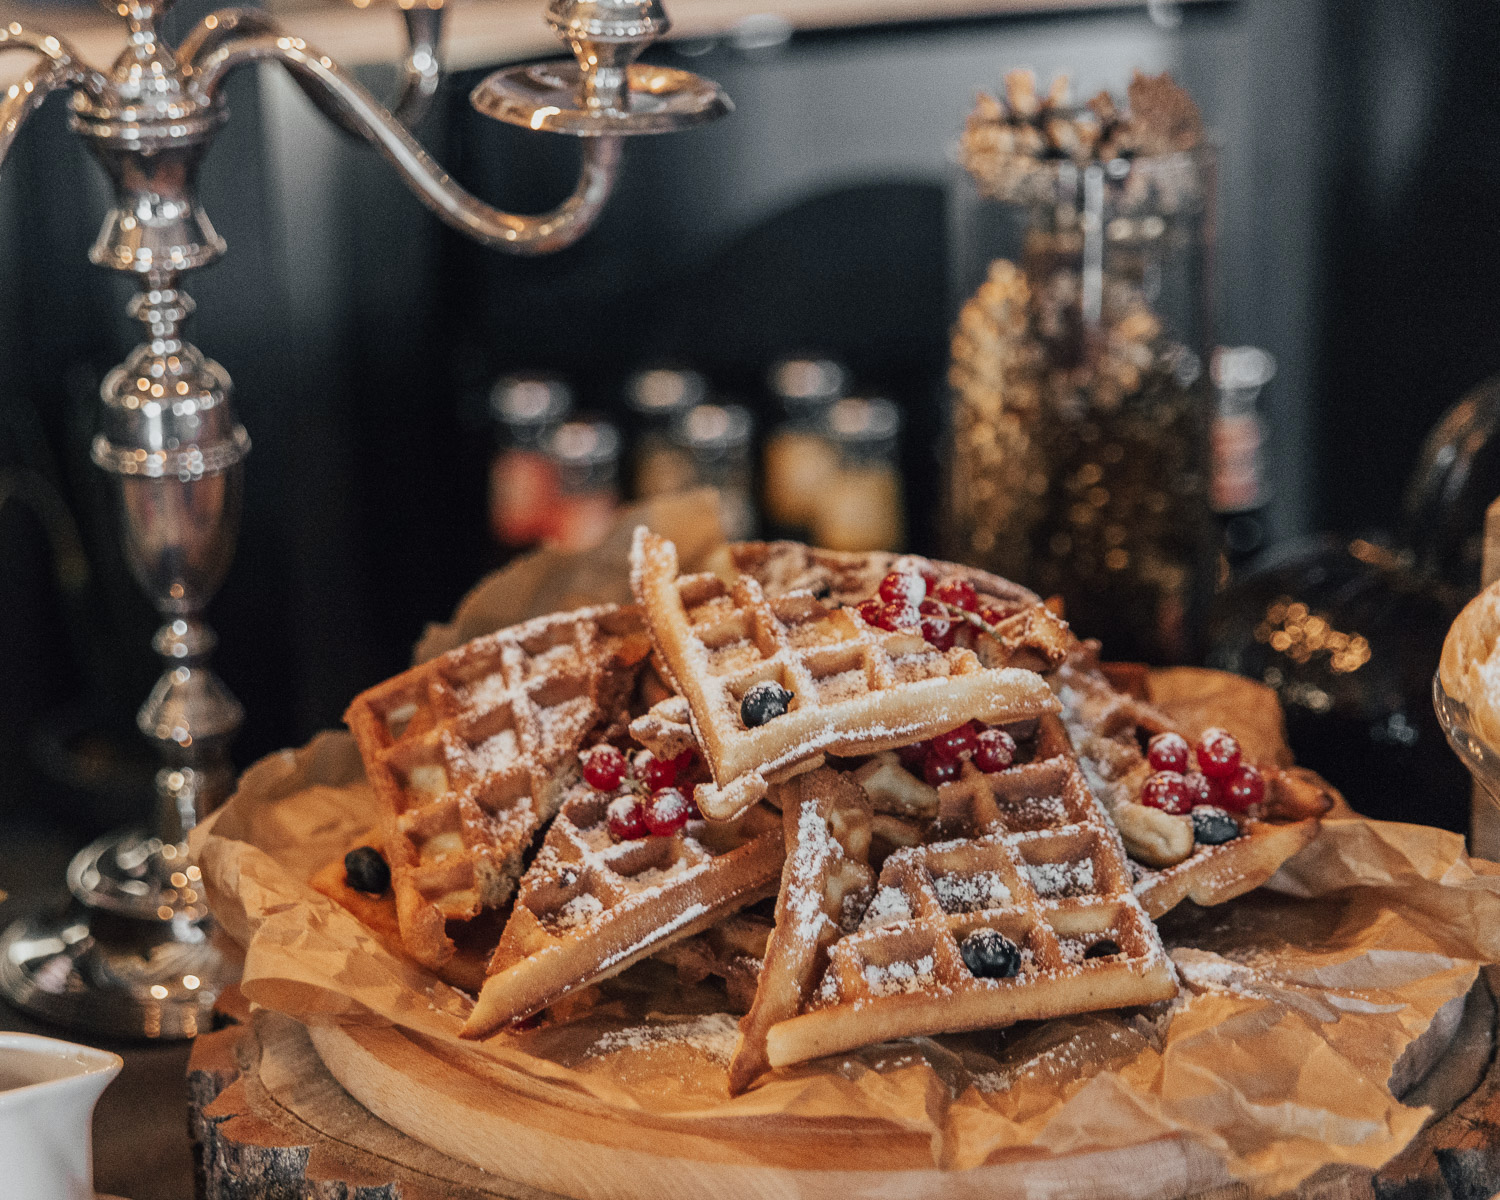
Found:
[896,720,1020,787]
[1140,729,1264,815]
[852,570,1012,651]
[582,744,701,842]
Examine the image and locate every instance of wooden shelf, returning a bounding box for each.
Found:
[2,0,1158,88]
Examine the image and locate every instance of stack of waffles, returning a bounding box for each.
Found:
[331,530,1331,1091]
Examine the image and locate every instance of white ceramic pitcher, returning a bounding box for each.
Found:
[0,1032,121,1200]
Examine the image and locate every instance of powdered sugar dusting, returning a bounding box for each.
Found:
[589,1012,741,1065]
[1026,858,1096,897]
[932,869,1012,913]
[864,954,938,996]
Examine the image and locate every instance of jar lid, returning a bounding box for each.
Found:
[768,356,848,408]
[548,419,621,467]
[489,374,572,429]
[626,367,707,416]
[1211,346,1277,392]
[828,396,900,445]
[675,404,753,454]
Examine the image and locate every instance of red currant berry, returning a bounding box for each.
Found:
[931,723,978,761]
[607,796,649,840]
[1141,771,1192,815]
[672,748,696,775]
[1182,770,1220,808]
[1220,764,1265,812]
[644,787,692,836]
[636,751,678,790]
[877,571,927,607]
[923,754,962,786]
[896,741,929,769]
[854,598,883,625]
[582,745,628,790]
[682,782,703,818]
[1146,732,1191,774]
[876,602,920,632]
[932,578,980,612]
[1194,728,1242,780]
[973,728,1018,773]
[921,614,957,650]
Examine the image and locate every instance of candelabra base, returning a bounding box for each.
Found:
[0,829,236,1039]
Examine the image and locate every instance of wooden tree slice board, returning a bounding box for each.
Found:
[191,972,1500,1200]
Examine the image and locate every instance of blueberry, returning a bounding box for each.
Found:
[1083,938,1122,959]
[344,845,391,894]
[960,928,1022,979]
[740,681,793,728]
[1190,805,1242,845]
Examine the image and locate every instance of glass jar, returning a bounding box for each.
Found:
[948,149,1216,663]
[815,397,904,552]
[762,356,847,535]
[624,366,705,500]
[544,419,621,552]
[487,374,571,549]
[675,404,756,541]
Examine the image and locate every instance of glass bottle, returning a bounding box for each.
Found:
[544,419,621,553]
[487,373,571,549]
[1210,345,1276,573]
[762,356,847,535]
[948,144,1217,663]
[625,366,705,500]
[675,404,756,541]
[815,397,904,552]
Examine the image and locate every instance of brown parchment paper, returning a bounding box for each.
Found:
[195,497,1500,1195]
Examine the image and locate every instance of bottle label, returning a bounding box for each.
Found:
[490,449,558,546]
[1211,413,1263,512]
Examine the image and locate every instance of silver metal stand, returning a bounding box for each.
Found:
[0,0,729,1038]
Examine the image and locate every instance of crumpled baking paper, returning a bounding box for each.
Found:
[195,494,1500,1195]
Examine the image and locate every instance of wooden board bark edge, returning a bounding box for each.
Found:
[188,970,1500,1200]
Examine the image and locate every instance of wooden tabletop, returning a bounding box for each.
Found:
[1,0,1162,87]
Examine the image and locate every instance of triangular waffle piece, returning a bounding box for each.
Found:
[729,767,875,1094]
[760,722,1176,1075]
[344,605,651,969]
[461,779,784,1038]
[1053,644,1330,918]
[630,529,1060,820]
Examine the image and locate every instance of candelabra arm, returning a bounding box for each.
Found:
[193,33,620,253]
[0,28,106,167]
[180,7,443,135]
[392,5,443,129]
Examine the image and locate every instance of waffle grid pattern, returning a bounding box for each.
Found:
[764,748,1174,1070]
[631,529,1059,819]
[462,782,784,1037]
[344,605,646,967]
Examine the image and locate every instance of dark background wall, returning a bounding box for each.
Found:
[0,0,1488,835]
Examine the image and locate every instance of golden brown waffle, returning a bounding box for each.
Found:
[344,605,651,969]
[720,540,1039,611]
[729,767,875,1094]
[630,529,1060,820]
[761,737,1176,1074]
[1051,644,1329,918]
[461,779,785,1039]
[725,541,1071,673]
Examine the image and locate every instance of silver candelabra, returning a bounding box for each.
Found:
[0,0,729,1038]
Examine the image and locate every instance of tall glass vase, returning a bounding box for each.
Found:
[947,147,1217,663]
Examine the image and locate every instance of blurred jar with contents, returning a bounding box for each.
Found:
[487,374,571,549]
[545,419,621,552]
[676,403,756,541]
[816,396,904,552]
[625,366,704,499]
[947,70,1216,662]
[762,355,846,537]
